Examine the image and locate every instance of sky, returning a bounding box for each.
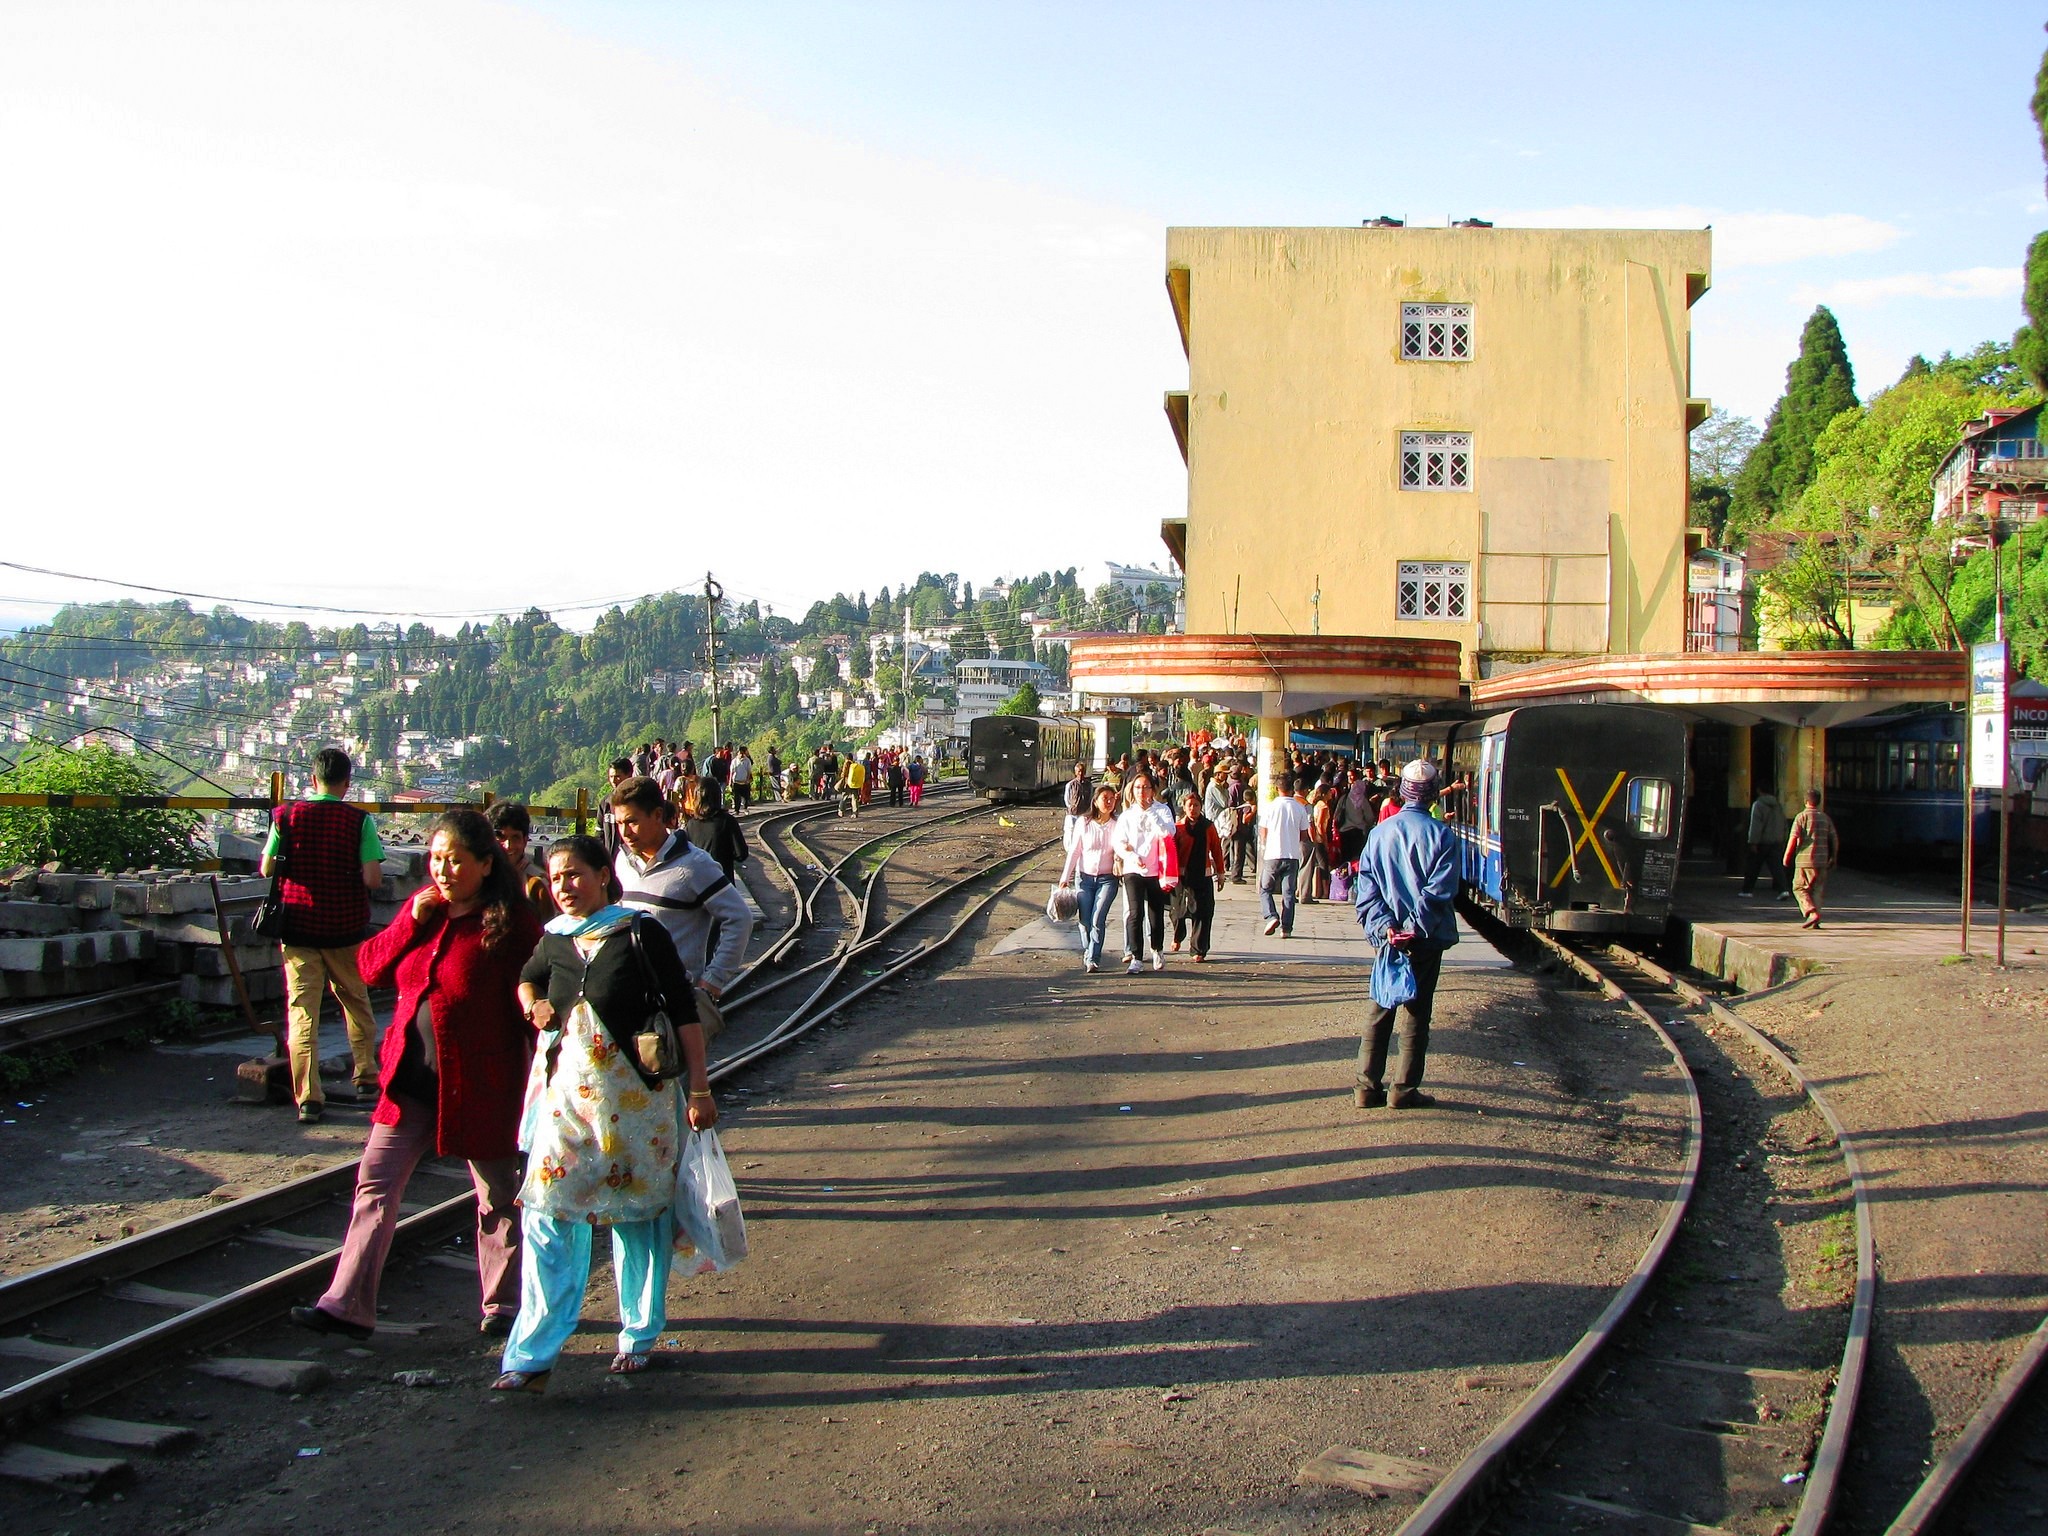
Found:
[1,1,2042,632]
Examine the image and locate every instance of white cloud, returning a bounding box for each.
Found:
[1793,266,2022,307]
[1498,204,1903,268]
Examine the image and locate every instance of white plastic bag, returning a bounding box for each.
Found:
[673,1127,748,1274]
[1046,884,1079,924]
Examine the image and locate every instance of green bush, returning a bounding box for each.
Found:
[0,745,201,870]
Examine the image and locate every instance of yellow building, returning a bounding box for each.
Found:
[1162,225,1713,676]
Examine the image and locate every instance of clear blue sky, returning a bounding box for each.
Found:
[0,1,2039,629]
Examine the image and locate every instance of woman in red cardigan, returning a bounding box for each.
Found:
[292,810,541,1340]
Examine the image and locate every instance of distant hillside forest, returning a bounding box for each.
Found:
[0,569,1175,806]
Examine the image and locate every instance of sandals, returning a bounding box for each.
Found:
[609,1351,652,1375]
[491,1369,550,1394]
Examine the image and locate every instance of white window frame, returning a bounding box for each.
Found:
[1400,302,1473,361]
[1396,561,1471,622]
[1399,431,1473,492]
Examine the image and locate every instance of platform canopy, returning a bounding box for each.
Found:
[1069,632,1463,718]
[1469,650,1967,729]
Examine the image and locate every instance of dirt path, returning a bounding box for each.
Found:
[1734,955,2048,1534]
[0,876,1706,1536]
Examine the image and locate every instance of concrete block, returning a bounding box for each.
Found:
[0,901,77,936]
[35,874,79,904]
[113,883,150,916]
[0,937,56,973]
[71,879,116,911]
[180,970,284,1007]
[8,875,37,900]
[190,944,282,977]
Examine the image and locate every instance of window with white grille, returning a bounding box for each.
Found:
[1400,302,1472,361]
[1397,561,1471,622]
[1399,431,1473,492]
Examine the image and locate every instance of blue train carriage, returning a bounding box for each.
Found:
[1381,704,1689,934]
[968,713,1087,802]
[1822,707,1967,859]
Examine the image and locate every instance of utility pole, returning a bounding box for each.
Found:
[703,572,725,751]
[1995,520,2011,967]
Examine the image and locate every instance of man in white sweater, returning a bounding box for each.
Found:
[1258,774,1312,937]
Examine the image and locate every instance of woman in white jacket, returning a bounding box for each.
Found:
[1057,783,1122,972]
[1113,775,1179,974]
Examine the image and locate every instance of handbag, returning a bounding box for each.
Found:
[1329,867,1350,903]
[693,984,726,1043]
[624,919,687,1082]
[253,817,289,942]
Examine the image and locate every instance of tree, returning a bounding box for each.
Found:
[993,682,1041,716]
[0,746,201,870]
[1690,408,1761,483]
[1729,307,1859,543]
[2017,43,2048,391]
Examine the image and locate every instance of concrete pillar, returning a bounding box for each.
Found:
[1776,724,1826,807]
[1256,713,1286,806]
[1726,724,1752,809]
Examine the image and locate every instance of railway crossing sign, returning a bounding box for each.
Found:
[1971,641,2010,791]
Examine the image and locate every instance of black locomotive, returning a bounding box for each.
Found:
[968,714,1088,803]
[1380,703,1689,934]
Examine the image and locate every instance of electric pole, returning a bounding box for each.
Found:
[704,573,725,751]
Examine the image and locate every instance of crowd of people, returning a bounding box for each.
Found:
[267,749,753,1390]
[1049,740,1461,1108]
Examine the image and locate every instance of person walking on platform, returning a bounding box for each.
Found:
[1063,761,1092,850]
[488,801,556,923]
[1225,767,1256,885]
[1113,775,1178,973]
[684,781,750,880]
[262,748,385,1123]
[1783,789,1838,930]
[494,835,716,1391]
[907,752,927,806]
[1258,774,1312,938]
[292,811,541,1340]
[1171,791,1226,961]
[1740,788,1789,900]
[611,776,755,1000]
[1058,782,1122,972]
[729,745,755,812]
[1352,760,1460,1109]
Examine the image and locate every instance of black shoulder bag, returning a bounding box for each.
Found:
[254,813,290,942]
[623,919,687,1083]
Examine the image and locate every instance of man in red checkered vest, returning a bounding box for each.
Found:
[260,748,386,1124]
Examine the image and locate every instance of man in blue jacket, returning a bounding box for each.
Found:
[1351,757,1461,1108]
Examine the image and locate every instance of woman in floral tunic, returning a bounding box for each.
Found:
[494,835,716,1391]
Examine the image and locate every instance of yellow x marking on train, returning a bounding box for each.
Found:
[1549,768,1626,889]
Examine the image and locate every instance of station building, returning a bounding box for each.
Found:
[1073,221,1968,826]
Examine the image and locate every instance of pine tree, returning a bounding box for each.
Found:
[1729,306,1858,541]
[2014,42,2048,390]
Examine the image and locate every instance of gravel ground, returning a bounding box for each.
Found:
[1733,951,2048,1534]
[0,845,1696,1536]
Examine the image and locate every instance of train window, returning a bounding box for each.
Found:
[1626,777,1672,838]
[1936,740,1960,790]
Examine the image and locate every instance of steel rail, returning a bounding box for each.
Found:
[1608,940,1875,1536]
[0,981,182,1059]
[1393,923,1705,1535]
[1882,1312,2048,1534]
[0,1189,472,1434]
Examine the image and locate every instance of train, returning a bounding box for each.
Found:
[967,713,1089,802]
[1821,708,1968,859]
[1378,703,1690,934]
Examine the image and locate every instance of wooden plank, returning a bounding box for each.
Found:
[107,1282,217,1309]
[56,1414,199,1451]
[417,1252,475,1272]
[193,1357,331,1393]
[245,1229,339,1256]
[0,1336,86,1363]
[1295,1446,1439,1499]
[0,1441,131,1493]
[1644,1355,1813,1384]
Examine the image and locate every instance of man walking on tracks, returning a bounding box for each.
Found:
[1351,758,1460,1110]
[261,748,385,1124]
[610,776,755,1000]
[1783,788,1839,930]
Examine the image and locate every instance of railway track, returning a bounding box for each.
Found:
[1397,916,1874,1536]
[0,785,1056,1498]
[1880,1311,2048,1533]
